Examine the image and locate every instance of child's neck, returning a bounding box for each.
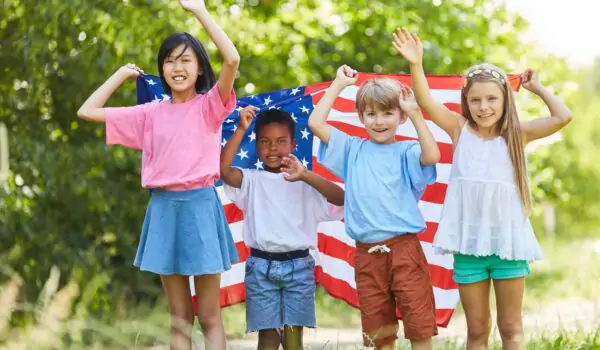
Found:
[170,90,197,104]
[263,166,282,173]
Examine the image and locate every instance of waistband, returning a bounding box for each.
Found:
[250,248,309,261]
[355,233,418,252]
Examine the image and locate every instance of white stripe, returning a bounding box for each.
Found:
[315,252,459,308]
[419,201,443,223]
[421,242,454,270]
[217,186,232,206]
[336,86,461,106]
[228,220,244,242]
[327,110,452,144]
[318,221,355,247]
[188,261,246,294]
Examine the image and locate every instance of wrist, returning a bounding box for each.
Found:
[409,62,424,71]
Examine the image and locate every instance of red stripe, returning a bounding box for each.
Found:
[328,121,454,164]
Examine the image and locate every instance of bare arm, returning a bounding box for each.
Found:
[77,64,142,123]
[220,106,258,188]
[281,155,345,206]
[308,65,358,144]
[393,28,463,142]
[519,69,573,144]
[181,0,240,104]
[399,86,441,165]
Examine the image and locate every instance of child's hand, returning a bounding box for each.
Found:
[392,28,423,66]
[117,63,144,81]
[398,85,421,118]
[178,0,206,13]
[281,154,307,182]
[521,69,543,94]
[333,65,358,88]
[238,105,259,131]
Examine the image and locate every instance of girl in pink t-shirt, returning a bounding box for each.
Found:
[77,1,238,348]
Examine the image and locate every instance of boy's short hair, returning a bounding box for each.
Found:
[254,109,296,139]
[355,78,405,115]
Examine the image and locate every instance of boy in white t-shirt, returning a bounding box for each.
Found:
[220,106,344,349]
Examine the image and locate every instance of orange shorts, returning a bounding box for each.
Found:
[355,234,438,347]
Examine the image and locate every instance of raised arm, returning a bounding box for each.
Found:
[281,155,345,206]
[179,0,239,104]
[399,86,441,165]
[393,28,463,143]
[220,106,259,188]
[519,69,573,144]
[308,65,357,144]
[77,64,143,123]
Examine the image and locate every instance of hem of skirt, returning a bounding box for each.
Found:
[433,245,544,263]
[134,263,233,276]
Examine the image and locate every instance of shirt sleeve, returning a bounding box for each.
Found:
[223,168,252,211]
[201,84,237,130]
[403,141,437,197]
[316,126,355,181]
[104,103,151,150]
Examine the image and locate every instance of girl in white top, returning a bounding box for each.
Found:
[393,28,572,349]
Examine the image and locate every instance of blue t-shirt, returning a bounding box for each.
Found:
[317,127,437,243]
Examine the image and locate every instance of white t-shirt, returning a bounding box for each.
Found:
[224,168,343,253]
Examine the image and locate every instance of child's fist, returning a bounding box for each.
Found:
[334,65,358,87]
[238,105,259,131]
[521,69,543,94]
[118,63,144,80]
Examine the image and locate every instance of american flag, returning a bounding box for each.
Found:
[136,73,522,327]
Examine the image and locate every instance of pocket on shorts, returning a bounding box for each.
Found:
[405,238,430,275]
[245,256,257,275]
[301,255,315,270]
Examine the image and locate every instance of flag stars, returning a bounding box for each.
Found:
[161,94,171,101]
[248,131,256,142]
[300,105,310,114]
[254,159,264,170]
[263,96,272,106]
[290,113,297,122]
[301,157,309,168]
[301,128,310,140]
[237,148,249,160]
[225,118,235,123]
[221,138,227,147]
[147,79,156,86]
[290,87,300,96]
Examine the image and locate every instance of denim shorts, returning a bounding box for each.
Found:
[244,254,316,332]
[453,253,530,284]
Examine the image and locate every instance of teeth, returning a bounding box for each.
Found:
[173,76,185,81]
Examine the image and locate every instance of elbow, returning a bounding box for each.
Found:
[223,54,240,69]
[561,113,573,126]
[422,150,441,166]
[308,118,322,132]
[76,107,87,120]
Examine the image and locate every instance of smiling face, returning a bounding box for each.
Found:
[161,44,202,95]
[359,105,404,144]
[256,123,296,172]
[465,81,505,134]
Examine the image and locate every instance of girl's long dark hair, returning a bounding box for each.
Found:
[157,32,216,94]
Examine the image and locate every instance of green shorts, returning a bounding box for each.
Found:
[453,253,530,284]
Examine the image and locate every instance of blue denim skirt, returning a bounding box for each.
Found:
[134,186,239,275]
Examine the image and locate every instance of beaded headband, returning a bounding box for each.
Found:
[462,68,506,89]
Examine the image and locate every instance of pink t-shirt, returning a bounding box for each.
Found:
[105,85,236,189]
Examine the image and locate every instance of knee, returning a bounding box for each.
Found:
[197,310,222,331]
[467,319,490,341]
[169,303,194,325]
[497,319,523,342]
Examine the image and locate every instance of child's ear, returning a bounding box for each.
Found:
[291,139,297,151]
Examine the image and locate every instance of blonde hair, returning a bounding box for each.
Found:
[461,63,532,215]
[355,78,404,115]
